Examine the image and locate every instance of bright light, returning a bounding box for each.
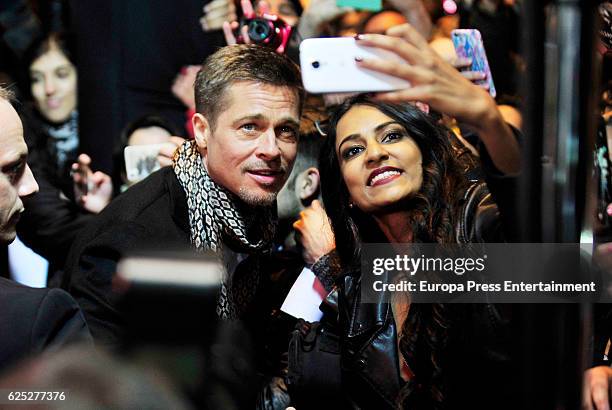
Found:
[443,0,458,15]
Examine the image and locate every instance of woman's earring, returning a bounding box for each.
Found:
[348,201,354,209]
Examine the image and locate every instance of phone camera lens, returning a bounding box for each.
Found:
[311,61,320,69]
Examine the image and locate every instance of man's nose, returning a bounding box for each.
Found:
[18,165,39,197]
[255,129,281,161]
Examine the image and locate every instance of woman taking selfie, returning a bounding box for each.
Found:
[313,24,521,409]
[318,95,514,409]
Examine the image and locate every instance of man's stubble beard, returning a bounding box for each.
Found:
[237,160,290,207]
[237,186,277,207]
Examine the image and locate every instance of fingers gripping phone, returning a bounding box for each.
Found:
[451,29,497,98]
[299,37,411,94]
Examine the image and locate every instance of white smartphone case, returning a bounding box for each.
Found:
[299,37,411,94]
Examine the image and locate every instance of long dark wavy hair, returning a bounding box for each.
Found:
[319,95,472,409]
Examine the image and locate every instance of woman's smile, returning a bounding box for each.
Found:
[367,166,404,187]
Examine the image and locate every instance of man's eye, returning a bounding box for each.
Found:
[241,123,257,132]
[341,146,363,159]
[5,162,24,184]
[278,126,297,140]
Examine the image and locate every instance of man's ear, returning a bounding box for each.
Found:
[296,167,321,204]
[192,113,211,157]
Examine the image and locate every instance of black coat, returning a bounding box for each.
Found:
[62,166,300,351]
[61,166,306,408]
[62,166,192,347]
[0,277,92,372]
[290,139,521,409]
[17,106,91,286]
[309,182,512,410]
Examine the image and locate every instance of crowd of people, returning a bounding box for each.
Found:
[0,0,611,409]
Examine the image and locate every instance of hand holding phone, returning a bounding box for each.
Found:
[222,0,292,53]
[300,37,411,93]
[200,0,237,32]
[298,0,353,40]
[346,25,497,123]
[451,29,496,98]
[351,24,520,175]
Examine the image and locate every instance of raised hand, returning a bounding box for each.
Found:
[72,154,113,214]
[297,0,353,39]
[293,199,335,266]
[157,136,186,167]
[200,0,237,32]
[171,65,201,110]
[222,0,257,45]
[354,24,521,174]
[582,366,612,410]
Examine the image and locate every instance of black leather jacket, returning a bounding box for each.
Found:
[303,181,512,410]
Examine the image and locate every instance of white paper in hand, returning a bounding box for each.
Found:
[281,267,327,322]
[124,144,166,183]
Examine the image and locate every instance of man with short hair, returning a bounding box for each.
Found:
[275,111,334,269]
[63,44,304,340]
[0,86,91,371]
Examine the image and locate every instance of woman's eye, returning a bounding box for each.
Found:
[342,146,363,159]
[56,68,70,78]
[382,132,403,143]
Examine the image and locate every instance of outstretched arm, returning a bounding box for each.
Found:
[354,24,521,175]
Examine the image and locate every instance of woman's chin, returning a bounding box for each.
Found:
[41,109,72,124]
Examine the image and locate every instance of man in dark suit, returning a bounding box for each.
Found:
[0,86,91,372]
[62,45,303,408]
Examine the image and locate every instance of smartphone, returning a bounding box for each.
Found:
[124,144,166,183]
[451,29,497,98]
[336,0,382,12]
[299,37,411,94]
